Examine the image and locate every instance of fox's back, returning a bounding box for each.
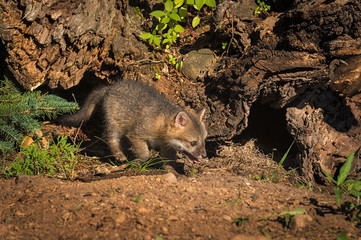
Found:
[103,80,181,134]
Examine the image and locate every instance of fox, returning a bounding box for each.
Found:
[60,80,208,164]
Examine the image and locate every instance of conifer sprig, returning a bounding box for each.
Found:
[0,77,79,155]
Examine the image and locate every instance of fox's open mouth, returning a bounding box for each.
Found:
[183,151,200,164]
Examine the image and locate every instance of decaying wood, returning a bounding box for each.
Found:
[0,0,149,90]
[203,0,361,181]
[1,0,360,181]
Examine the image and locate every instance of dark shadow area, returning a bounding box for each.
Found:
[237,102,298,169]
[51,72,114,161]
[292,88,358,133]
[309,197,338,216]
[321,94,357,133]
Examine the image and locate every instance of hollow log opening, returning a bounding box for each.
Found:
[238,103,298,169]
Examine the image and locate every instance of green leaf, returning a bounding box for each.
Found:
[322,170,337,185]
[169,12,181,21]
[337,151,354,186]
[192,16,200,28]
[165,0,174,12]
[174,0,184,8]
[174,24,184,33]
[134,195,143,203]
[205,0,216,7]
[279,139,295,166]
[345,180,361,190]
[195,0,204,10]
[179,7,188,19]
[288,208,307,216]
[280,208,306,216]
[349,189,361,197]
[186,0,195,4]
[160,16,171,24]
[334,187,343,206]
[139,33,153,39]
[153,36,161,46]
[337,231,350,240]
[156,22,167,31]
[150,10,166,18]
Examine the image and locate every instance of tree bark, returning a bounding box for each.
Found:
[204,0,361,181]
[0,0,149,90]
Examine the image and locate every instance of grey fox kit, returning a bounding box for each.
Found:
[61,80,207,163]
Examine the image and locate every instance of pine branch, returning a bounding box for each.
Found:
[0,76,79,155]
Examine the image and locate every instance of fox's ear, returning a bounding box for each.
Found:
[175,111,189,128]
[198,109,206,120]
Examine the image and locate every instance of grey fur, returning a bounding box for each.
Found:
[61,80,207,162]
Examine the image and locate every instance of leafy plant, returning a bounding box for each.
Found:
[323,152,360,206]
[0,77,79,155]
[125,157,171,173]
[3,135,81,179]
[337,231,350,240]
[250,140,298,183]
[255,0,271,14]
[139,0,216,48]
[134,195,143,203]
[218,190,242,207]
[323,151,361,223]
[155,234,163,240]
[296,181,314,191]
[233,217,249,226]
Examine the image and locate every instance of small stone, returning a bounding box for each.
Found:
[289,214,313,230]
[186,186,194,193]
[163,172,178,183]
[223,215,232,222]
[162,226,168,234]
[163,172,177,184]
[182,49,215,80]
[138,207,149,214]
[115,213,126,224]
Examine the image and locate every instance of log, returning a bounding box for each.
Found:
[204,0,361,181]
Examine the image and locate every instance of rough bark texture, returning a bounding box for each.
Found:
[0,0,149,90]
[1,0,360,181]
[203,0,361,181]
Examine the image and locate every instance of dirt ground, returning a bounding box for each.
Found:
[1,139,360,240]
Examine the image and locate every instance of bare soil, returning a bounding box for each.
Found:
[1,139,360,240]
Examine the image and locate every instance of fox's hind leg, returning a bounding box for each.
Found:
[106,128,126,160]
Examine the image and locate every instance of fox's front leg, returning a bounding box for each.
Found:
[160,146,182,173]
[128,137,150,161]
[160,146,177,160]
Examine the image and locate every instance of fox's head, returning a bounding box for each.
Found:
[169,109,207,163]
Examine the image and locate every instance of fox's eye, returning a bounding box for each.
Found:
[190,141,198,147]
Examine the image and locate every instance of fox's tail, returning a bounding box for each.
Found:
[59,86,108,127]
